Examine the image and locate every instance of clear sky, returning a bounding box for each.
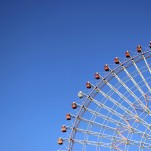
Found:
[0,0,151,151]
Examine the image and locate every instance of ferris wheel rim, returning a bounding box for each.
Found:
[67,49,151,150]
[58,44,151,151]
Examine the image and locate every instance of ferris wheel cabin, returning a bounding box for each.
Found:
[125,51,130,58]
[72,102,77,109]
[94,72,100,79]
[86,81,91,89]
[104,64,109,71]
[114,57,120,64]
[58,137,63,145]
[61,125,67,132]
[137,45,142,52]
[66,113,71,120]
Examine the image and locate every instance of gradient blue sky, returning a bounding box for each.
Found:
[0,0,151,151]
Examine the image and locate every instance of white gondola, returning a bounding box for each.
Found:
[78,91,84,98]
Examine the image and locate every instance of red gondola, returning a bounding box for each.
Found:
[72,102,77,109]
[149,41,151,48]
[58,138,63,145]
[114,57,119,64]
[66,113,71,120]
[61,125,66,132]
[94,72,100,79]
[137,45,142,52]
[125,51,130,58]
[104,64,109,71]
[86,82,91,89]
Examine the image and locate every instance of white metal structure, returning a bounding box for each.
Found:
[58,42,151,151]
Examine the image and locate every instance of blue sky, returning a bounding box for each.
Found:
[0,0,151,151]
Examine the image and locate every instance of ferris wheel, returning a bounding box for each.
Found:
[58,41,151,151]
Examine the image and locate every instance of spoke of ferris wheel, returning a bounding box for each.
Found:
[70,113,117,132]
[70,127,131,149]
[75,103,130,130]
[80,98,140,135]
[67,126,125,141]
[99,71,151,115]
[75,102,140,132]
[142,53,151,75]
[85,94,151,133]
[83,93,151,133]
[85,95,134,125]
[110,71,150,114]
[81,104,127,127]
[120,63,145,97]
[66,122,151,141]
[69,113,151,141]
[131,58,151,93]
[65,138,117,149]
[93,88,142,122]
[98,79,138,115]
[75,102,125,125]
[80,106,151,140]
[63,137,151,149]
